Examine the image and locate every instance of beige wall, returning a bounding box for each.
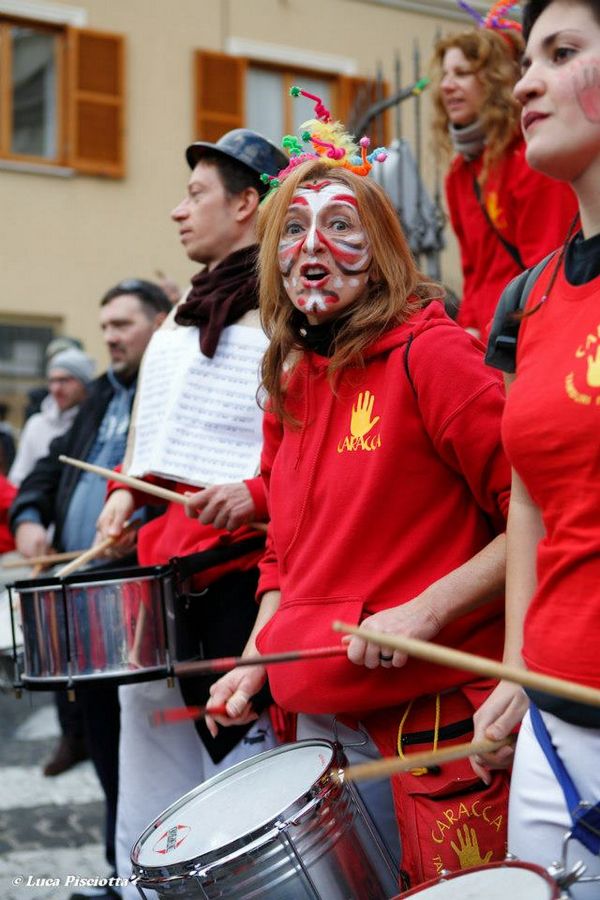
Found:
[1,0,475,380]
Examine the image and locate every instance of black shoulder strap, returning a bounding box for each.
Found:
[485,251,556,374]
[170,534,266,583]
[472,172,525,271]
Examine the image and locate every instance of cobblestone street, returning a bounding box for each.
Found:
[1,590,109,900]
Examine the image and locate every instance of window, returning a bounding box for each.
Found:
[0,16,125,176]
[194,50,389,150]
[0,323,54,378]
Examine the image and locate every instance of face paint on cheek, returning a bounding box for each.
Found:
[322,231,372,275]
[571,57,600,123]
[278,237,304,277]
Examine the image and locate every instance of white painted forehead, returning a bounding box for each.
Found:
[290,181,358,214]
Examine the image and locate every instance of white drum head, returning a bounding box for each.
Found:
[407,864,556,898]
[135,741,335,867]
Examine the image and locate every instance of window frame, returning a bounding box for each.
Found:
[0,14,67,166]
[0,14,125,177]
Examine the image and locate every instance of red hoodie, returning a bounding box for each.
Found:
[256,301,510,714]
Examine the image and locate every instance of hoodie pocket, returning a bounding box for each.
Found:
[256,595,365,713]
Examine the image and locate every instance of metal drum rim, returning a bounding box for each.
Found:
[398,858,560,898]
[131,738,343,882]
[12,577,63,590]
[63,564,171,587]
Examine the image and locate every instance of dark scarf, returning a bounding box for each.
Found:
[174,245,259,358]
[293,309,351,358]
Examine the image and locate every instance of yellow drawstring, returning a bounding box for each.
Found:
[397,694,441,776]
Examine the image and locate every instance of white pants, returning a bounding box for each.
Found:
[116,679,276,900]
[509,709,600,900]
[296,713,402,866]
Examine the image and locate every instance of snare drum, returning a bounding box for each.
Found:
[13,565,173,688]
[397,859,560,898]
[131,739,399,899]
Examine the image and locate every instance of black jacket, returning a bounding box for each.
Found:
[9,373,129,550]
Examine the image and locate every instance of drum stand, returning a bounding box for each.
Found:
[547,829,600,894]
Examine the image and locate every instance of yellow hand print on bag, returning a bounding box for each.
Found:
[450,824,493,870]
[350,391,380,439]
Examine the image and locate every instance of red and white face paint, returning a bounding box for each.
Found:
[278,179,371,323]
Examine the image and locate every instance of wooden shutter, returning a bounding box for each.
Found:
[66,27,125,177]
[338,75,390,147]
[194,50,246,141]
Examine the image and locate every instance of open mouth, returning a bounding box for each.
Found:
[300,264,330,287]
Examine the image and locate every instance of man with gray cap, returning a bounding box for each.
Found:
[96,129,287,897]
[9,347,96,486]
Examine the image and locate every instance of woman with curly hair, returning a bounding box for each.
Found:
[204,139,514,888]
[431,6,577,340]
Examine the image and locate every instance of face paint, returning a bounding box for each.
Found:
[572,57,600,123]
[278,180,372,322]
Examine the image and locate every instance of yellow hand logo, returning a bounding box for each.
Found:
[450,824,493,870]
[350,391,380,438]
[587,344,600,388]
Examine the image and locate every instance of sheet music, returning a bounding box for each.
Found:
[128,324,268,486]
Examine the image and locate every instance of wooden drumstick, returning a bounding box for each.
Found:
[150,704,229,727]
[342,736,516,782]
[58,455,268,533]
[55,520,138,578]
[333,621,600,708]
[174,645,348,677]
[2,550,84,570]
[59,454,198,504]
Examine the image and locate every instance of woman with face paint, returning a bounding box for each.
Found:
[205,125,515,886]
[470,3,600,894]
[431,1,578,342]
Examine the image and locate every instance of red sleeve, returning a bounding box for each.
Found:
[106,466,173,508]
[509,145,578,267]
[408,322,511,530]
[445,163,478,330]
[0,475,16,553]
[256,408,284,598]
[244,476,268,521]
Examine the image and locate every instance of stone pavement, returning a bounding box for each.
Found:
[0,667,109,900]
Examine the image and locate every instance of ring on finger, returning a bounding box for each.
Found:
[379,652,393,663]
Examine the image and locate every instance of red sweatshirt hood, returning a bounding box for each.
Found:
[306,300,466,370]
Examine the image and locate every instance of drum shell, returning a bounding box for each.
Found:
[131,740,399,899]
[14,565,172,688]
[63,565,172,683]
[13,576,68,685]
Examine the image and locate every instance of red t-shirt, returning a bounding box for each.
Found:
[502,260,600,687]
[446,138,578,340]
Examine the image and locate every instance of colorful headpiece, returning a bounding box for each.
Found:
[260,86,388,192]
[458,0,522,33]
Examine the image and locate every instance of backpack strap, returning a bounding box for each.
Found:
[485,251,557,374]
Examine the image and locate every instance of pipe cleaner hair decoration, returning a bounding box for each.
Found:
[458,0,522,33]
[260,86,388,192]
